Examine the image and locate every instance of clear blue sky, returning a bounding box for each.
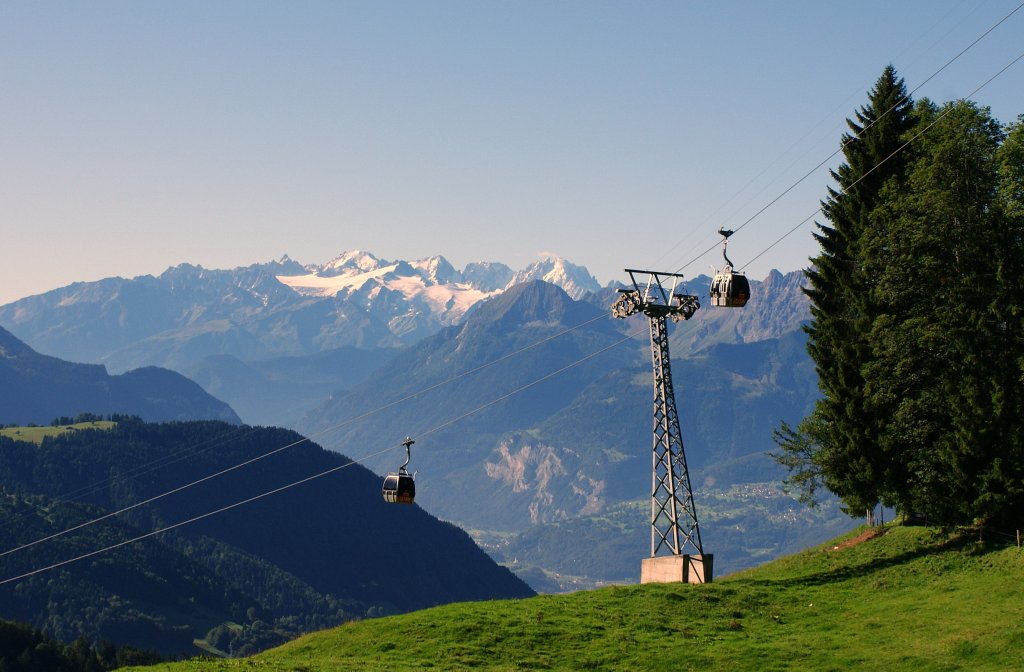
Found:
[2,0,1022,305]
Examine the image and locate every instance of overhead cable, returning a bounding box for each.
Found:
[0,422,256,534]
[0,325,642,586]
[669,0,1024,276]
[738,47,1024,271]
[0,312,611,559]
[13,1,1021,586]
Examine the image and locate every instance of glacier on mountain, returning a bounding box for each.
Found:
[273,251,505,325]
[274,251,599,308]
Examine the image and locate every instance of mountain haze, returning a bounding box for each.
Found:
[0,248,830,590]
[0,326,239,425]
[0,252,598,374]
[0,253,607,426]
[295,277,839,585]
[298,280,634,530]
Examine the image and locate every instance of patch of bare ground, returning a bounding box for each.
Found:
[828,526,887,551]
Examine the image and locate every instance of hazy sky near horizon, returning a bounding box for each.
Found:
[2,1,1022,306]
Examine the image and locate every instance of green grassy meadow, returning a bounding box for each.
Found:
[0,421,115,445]
[120,525,1024,671]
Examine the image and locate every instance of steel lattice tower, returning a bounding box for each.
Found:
[612,269,707,571]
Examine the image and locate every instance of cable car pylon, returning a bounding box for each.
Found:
[611,269,712,584]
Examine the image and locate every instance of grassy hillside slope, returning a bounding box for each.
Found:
[123,525,1024,671]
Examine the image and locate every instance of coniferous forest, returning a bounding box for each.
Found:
[775,65,1024,530]
[0,619,162,671]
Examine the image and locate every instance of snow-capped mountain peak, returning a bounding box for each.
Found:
[462,261,514,292]
[275,251,600,302]
[411,255,460,285]
[507,256,601,300]
[320,250,387,277]
[272,251,603,338]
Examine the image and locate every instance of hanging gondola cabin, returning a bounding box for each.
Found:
[709,228,751,308]
[382,469,415,504]
[382,437,416,504]
[709,268,750,307]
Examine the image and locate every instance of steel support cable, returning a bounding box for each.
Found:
[0,432,312,560]
[647,0,989,274]
[415,330,643,441]
[0,441,401,587]
[738,47,1024,273]
[0,312,611,559]
[40,9,1013,578]
[310,312,612,444]
[0,325,643,586]
[8,21,1016,570]
[45,8,1010,589]
[665,0,1024,277]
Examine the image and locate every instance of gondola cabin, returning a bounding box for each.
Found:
[709,228,750,308]
[382,437,416,504]
[382,469,415,504]
[709,269,750,307]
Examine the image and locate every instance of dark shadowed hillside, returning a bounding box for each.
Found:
[0,326,240,425]
[0,420,533,656]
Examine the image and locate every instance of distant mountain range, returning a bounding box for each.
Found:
[0,325,239,425]
[0,252,806,427]
[294,279,844,586]
[0,252,605,426]
[298,281,635,528]
[0,251,602,372]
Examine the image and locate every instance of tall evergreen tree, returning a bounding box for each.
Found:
[989,116,1024,527]
[862,100,1017,525]
[779,72,1024,529]
[793,65,916,516]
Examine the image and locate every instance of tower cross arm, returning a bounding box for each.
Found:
[612,269,700,321]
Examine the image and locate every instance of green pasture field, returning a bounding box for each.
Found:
[0,421,116,445]
[121,524,1024,671]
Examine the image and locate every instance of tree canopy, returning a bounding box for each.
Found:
[776,67,1024,530]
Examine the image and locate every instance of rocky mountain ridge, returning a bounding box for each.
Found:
[0,252,809,427]
[0,252,603,373]
[0,252,828,592]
